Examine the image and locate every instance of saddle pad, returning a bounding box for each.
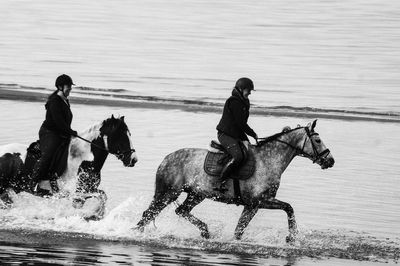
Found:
[204,150,256,180]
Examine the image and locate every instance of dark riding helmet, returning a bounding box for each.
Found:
[55,74,75,89]
[234,77,254,91]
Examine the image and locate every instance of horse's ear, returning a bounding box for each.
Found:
[121,116,125,122]
[311,119,317,131]
[111,114,115,120]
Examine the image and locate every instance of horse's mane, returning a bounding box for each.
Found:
[101,116,128,132]
[257,126,304,147]
[79,122,102,140]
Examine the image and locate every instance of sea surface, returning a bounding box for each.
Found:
[0,0,399,265]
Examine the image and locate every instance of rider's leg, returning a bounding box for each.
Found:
[32,127,62,196]
[215,133,244,191]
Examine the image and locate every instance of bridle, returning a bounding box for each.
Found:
[259,127,331,164]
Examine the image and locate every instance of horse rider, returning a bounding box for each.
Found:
[214,77,258,192]
[32,74,78,196]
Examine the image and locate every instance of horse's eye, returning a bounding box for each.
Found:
[315,139,321,144]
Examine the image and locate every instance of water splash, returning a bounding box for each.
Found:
[1,194,398,263]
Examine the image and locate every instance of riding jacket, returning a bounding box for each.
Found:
[41,93,76,137]
[216,88,257,141]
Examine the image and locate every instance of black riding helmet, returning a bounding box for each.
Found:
[234,77,254,91]
[55,74,75,89]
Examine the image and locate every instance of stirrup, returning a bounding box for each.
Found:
[35,187,53,197]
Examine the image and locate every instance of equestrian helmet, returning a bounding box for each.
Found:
[55,74,75,89]
[235,77,254,91]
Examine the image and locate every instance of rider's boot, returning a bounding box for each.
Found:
[214,158,236,193]
[34,180,53,197]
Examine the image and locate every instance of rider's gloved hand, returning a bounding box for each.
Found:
[71,130,78,137]
[254,134,259,145]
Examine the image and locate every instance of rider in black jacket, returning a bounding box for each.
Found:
[32,74,78,196]
[215,77,258,191]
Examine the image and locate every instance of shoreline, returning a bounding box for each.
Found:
[1,88,399,123]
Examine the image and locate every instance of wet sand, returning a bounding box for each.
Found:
[1,87,399,123]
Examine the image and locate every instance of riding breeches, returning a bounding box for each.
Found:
[32,127,63,182]
[217,132,247,169]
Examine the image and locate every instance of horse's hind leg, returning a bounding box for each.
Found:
[175,192,209,239]
[259,198,297,243]
[136,191,180,229]
[234,205,259,240]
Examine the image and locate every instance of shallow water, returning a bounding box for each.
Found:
[0,99,398,265]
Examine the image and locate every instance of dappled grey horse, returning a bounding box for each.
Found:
[136,120,334,242]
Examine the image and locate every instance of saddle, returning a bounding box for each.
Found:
[204,140,256,180]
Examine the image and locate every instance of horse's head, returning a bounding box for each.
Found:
[100,115,138,167]
[300,119,335,169]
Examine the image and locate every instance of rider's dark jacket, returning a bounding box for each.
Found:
[41,93,75,137]
[216,88,257,141]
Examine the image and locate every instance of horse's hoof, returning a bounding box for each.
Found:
[201,231,210,239]
[286,235,296,244]
[83,215,101,222]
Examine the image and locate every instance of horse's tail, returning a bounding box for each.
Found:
[153,151,186,197]
[136,155,182,228]
[154,159,176,196]
[154,167,170,196]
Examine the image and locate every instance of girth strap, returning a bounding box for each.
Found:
[233,179,242,205]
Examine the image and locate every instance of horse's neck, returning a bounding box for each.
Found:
[257,128,306,172]
[67,122,102,163]
[281,128,307,152]
[75,122,108,171]
[79,123,102,141]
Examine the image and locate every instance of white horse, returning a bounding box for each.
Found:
[0,115,138,219]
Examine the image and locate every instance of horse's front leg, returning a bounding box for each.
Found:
[259,198,298,243]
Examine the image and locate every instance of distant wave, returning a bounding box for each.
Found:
[1,83,399,123]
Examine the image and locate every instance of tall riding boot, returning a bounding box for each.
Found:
[34,174,58,197]
[214,158,236,193]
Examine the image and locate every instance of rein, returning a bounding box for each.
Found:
[76,135,108,152]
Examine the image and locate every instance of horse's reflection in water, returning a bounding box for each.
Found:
[0,115,137,220]
[136,120,334,242]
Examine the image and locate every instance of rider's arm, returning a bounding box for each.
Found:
[229,99,257,139]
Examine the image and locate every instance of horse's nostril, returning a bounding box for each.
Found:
[130,158,137,166]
